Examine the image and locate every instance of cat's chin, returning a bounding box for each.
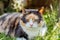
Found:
[16,37,26,40]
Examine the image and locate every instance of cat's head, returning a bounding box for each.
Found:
[20,8,44,28]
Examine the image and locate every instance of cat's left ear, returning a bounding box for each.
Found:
[19,8,26,18]
[38,7,45,15]
[22,8,26,14]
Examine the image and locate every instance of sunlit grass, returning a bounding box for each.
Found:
[0,33,16,40]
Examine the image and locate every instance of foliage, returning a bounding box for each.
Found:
[0,33,16,40]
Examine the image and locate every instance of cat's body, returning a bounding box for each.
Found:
[0,10,47,40]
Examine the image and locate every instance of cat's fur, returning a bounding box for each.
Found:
[0,10,47,40]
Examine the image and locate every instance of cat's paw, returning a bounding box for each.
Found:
[16,38,26,40]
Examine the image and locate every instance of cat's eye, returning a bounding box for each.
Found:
[34,19,39,22]
[26,19,29,22]
[21,17,27,23]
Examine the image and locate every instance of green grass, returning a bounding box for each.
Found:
[0,33,16,40]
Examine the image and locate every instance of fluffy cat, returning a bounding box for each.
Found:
[0,9,47,40]
[19,10,47,40]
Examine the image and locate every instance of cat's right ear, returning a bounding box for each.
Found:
[38,6,45,15]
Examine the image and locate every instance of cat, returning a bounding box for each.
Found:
[0,9,47,40]
[19,10,47,40]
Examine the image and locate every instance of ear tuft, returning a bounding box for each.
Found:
[22,8,26,14]
[39,7,45,14]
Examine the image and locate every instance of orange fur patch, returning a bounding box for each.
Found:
[26,13,39,20]
[39,7,44,14]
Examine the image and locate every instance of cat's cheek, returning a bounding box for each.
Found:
[26,23,30,27]
[38,21,44,27]
[39,25,47,36]
[33,23,38,27]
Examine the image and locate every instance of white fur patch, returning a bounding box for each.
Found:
[20,21,47,39]
[16,38,26,40]
[40,26,47,36]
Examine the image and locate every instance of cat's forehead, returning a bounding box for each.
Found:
[25,13,39,19]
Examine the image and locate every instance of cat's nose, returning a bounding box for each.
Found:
[30,24,33,26]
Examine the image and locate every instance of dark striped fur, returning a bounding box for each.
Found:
[0,13,28,40]
[0,11,47,40]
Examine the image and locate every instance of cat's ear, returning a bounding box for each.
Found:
[19,8,26,18]
[22,8,26,14]
[38,7,45,15]
[22,9,30,14]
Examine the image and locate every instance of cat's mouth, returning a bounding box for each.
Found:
[26,27,41,31]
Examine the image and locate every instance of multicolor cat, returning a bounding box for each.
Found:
[0,9,47,40]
